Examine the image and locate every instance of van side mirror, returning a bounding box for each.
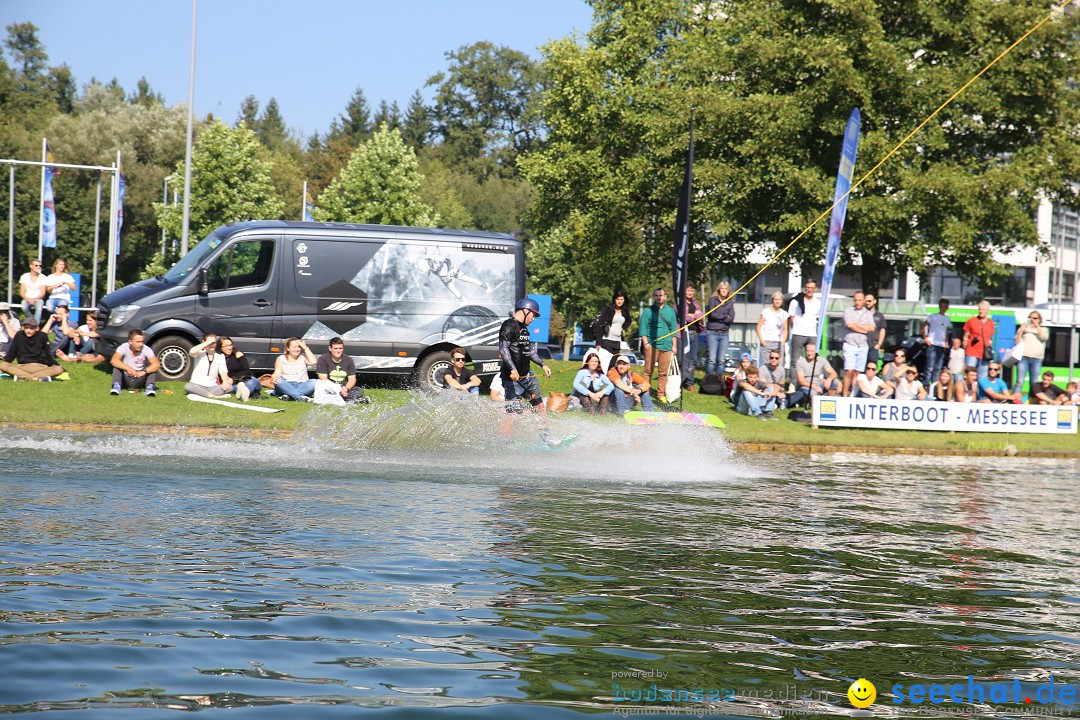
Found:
[198,267,209,294]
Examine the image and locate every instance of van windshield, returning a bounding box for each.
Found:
[163,231,225,283]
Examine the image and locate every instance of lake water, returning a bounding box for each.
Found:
[1,400,1078,718]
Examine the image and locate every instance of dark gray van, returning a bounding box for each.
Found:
[96,221,524,388]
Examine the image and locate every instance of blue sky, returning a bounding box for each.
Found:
[4,0,594,141]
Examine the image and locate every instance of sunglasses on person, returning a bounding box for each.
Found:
[988,366,1001,372]
[452,356,466,363]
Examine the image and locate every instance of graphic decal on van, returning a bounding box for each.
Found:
[316,278,368,333]
[294,238,513,348]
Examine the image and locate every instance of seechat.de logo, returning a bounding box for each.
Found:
[819,400,837,421]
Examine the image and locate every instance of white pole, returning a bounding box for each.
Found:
[1072,223,1079,381]
[162,176,169,255]
[37,137,46,261]
[302,180,307,220]
[91,173,101,307]
[106,161,119,295]
[7,163,13,305]
[180,0,197,257]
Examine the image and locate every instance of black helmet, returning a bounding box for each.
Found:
[515,297,541,317]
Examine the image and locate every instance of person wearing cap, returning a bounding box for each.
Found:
[607,354,655,414]
[729,352,754,407]
[499,298,552,414]
[0,302,22,356]
[0,316,63,381]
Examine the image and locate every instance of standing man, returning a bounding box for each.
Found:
[682,284,705,392]
[841,291,876,396]
[639,288,678,402]
[787,279,821,388]
[962,300,996,380]
[864,293,887,367]
[921,298,952,387]
[499,297,552,414]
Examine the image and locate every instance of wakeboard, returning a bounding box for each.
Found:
[623,411,724,428]
[536,433,579,451]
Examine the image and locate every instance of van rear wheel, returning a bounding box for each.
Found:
[152,335,194,381]
[416,351,453,392]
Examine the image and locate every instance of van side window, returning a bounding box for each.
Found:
[207,240,274,292]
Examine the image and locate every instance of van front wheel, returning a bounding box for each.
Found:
[152,335,195,381]
[416,351,453,392]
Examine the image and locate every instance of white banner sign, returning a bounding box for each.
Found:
[812,396,1078,434]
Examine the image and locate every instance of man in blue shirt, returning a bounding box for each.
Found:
[977,362,1019,403]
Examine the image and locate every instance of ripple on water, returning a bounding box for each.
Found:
[0,424,1078,717]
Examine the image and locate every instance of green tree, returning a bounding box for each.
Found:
[236,95,259,131]
[402,90,431,149]
[523,0,1080,300]
[417,154,473,229]
[427,41,545,180]
[155,120,283,243]
[130,76,163,107]
[372,99,402,131]
[330,87,371,146]
[257,97,289,152]
[316,123,437,226]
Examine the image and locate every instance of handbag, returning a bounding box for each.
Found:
[258,373,276,390]
[1002,344,1023,369]
[665,356,682,402]
[546,391,570,413]
[982,342,995,363]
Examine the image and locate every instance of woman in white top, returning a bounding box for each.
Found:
[45,258,76,313]
[756,291,789,367]
[272,337,317,401]
[19,258,47,323]
[183,333,231,397]
[1012,310,1049,395]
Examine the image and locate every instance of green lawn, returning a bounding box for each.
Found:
[1,359,1077,454]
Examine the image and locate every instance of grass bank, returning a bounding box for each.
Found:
[1,360,1077,455]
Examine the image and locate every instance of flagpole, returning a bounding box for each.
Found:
[106,157,119,295]
[7,163,14,305]
[302,181,308,221]
[180,0,198,257]
[37,137,46,261]
[91,173,101,307]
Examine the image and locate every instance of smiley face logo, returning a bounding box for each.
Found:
[848,678,876,708]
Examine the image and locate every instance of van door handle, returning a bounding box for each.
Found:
[253,299,272,307]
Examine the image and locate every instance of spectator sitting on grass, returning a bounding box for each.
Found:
[110,329,160,396]
[0,316,62,381]
[0,302,22,356]
[928,369,955,401]
[786,343,840,408]
[272,337,317,402]
[977,362,1019,404]
[183,333,231,399]
[736,365,782,420]
[41,304,80,361]
[955,367,980,403]
[607,354,654,414]
[442,346,481,395]
[1028,371,1068,406]
[219,336,261,402]
[72,313,105,363]
[573,351,614,414]
[880,349,910,394]
[854,362,893,399]
[894,367,928,401]
[1068,381,1080,406]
